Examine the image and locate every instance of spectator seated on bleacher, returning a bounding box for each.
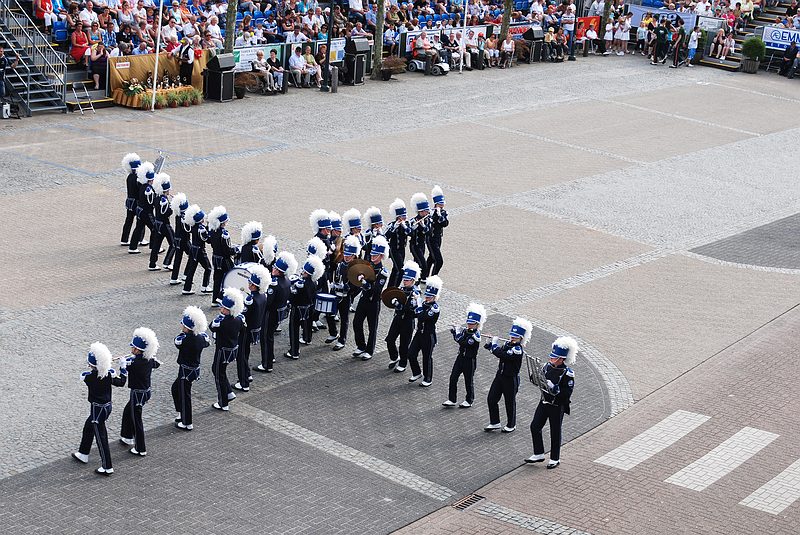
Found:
[288,45,313,87]
[348,0,366,24]
[351,21,372,38]
[365,3,377,32]
[132,40,150,54]
[89,41,109,88]
[34,0,61,35]
[201,29,223,49]
[384,22,399,55]
[70,22,90,64]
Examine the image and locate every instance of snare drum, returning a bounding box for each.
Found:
[314,293,338,314]
[222,262,258,293]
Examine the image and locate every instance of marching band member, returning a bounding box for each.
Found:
[329,210,343,260]
[306,235,338,337]
[352,235,390,361]
[484,317,531,433]
[209,287,245,411]
[148,173,176,272]
[238,221,265,265]
[324,210,343,341]
[342,208,366,250]
[262,235,278,271]
[181,204,213,295]
[234,265,269,391]
[208,206,236,307]
[119,327,161,457]
[362,206,384,259]
[409,192,432,281]
[443,303,485,408]
[120,153,141,246]
[172,306,210,430]
[525,337,577,469]
[425,185,449,278]
[386,260,421,372]
[128,161,157,255]
[169,192,190,285]
[406,274,441,387]
[253,252,295,373]
[286,254,325,359]
[385,198,410,287]
[330,235,361,351]
[73,342,127,476]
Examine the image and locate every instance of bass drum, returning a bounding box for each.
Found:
[222,262,259,293]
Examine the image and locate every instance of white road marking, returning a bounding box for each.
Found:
[740,458,800,515]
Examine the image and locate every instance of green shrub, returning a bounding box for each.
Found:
[741,37,766,61]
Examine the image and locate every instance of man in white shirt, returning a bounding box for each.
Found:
[182,15,198,39]
[288,46,311,87]
[310,7,326,28]
[162,18,179,42]
[587,0,604,17]
[286,27,309,43]
[80,1,99,25]
[348,0,366,24]
[207,16,222,40]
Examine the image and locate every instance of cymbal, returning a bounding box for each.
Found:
[381,287,406,308]
[347,263,376,287]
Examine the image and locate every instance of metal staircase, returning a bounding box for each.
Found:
[0,0,66,115]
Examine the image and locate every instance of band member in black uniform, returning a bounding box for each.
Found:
[181,205,212,295]
[484,317,531,434]
[253,252,295,373]
[73,342,127,476]
[443,302,485,408]
[525,337,577,469]
[128,161,156,254]
[209,287,245,411]
[352,235,390,361]
[362,206,384,259]
[342,208,366,252]
[239,221,265,265]
[208,206,236,307]
[324,211,343,343]
[234,265,269,391]
[409,192,432,281]
[120,152,141,246]
[330,235,361,351]
[119,327,161,456]
[286,254,324,359]
[386,260,420,372]
[425,185,449,278]
[148,173,176,272]
[406,274,441,387]
[169,192,190,285]
[385,198,410,287]
[172,306,210,430]
[308,209,337,334]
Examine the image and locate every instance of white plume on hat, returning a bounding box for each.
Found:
[121,153,140,172]
[153,173,171,195]
[402,259,421,281]
[132,327,159,359]
[342,208,362,234]
[363,206,382,228]
[371,235,390,261]
[431,185,444,201]
[552,336,579,366]
[303,254,325,282]
[170,192,188,214]
[248,264,271,289]
[425,275,443,301]
[89,342,113,378]
[512,317,533,347]
[222,287,245,317]
[389,198,406,217]
[277,251,298,277]
[309,208,330,232]
[182,305,208,334]
[136,161,155,184]
[307,236,326,259]
[207,205,228,231]
[241,221,263,244]
[183,204,202,226]
[466,302,487,329]
[410,192,429,212]
[343,234,362,256]
[262,235,277,265]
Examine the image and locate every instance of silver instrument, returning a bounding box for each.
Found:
[525,351,551,397]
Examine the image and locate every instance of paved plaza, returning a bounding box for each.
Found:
[1,55,800,534]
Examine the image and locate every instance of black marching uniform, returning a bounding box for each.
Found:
[406,300,440,382]
[385,284,419,368]
[485,340,523,429]
[171,330,210,426]
[259,273,290,371]
[409,215,430,280]
[209,312,244,408]
[332,259,359,347]
[121,165,139,244]
[425,208,448,278]
[447,326,480,405]
[183,221,211,293]
[238,287,266,387]
[287,274,317,358]
[149,192,176,270]
[353,262,389,357]
[171,209,190,283]
[239,240,266,265]
[312,231,337,335]
[209,226,236,303]
[129,177,155,252]
[385,219,410,287]
[530,363,574,462]
[78,369,126,470]
[120,355,161,453]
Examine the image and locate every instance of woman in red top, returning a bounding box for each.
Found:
[70,23,90,65]
[34,0,59,34]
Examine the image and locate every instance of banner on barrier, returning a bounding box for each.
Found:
[233,44,284,72]
[328,38,347,63]
[697,15,725,32]
[627,5,697,30]
[763,26,800,50]
[578,16,601,32]
[442,25,489,40]
[404,29,442,53]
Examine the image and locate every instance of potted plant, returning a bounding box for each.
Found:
[190,87,203,105]
[179,90,191,107]
[379,56,407,80]
[234,72,257,99]
[167,91,179,108]
[154,93,166,110]
[741,36,766,73]
[140,93,152,110]
[693,28,708,64]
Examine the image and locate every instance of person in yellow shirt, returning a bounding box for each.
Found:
[302,44,322,87]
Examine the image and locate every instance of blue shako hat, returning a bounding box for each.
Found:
[467,311,482,324]
[329,211,342,231]
[274,256,289,272]
[220,294,236,310]
[509,324,527,339]
[193,210,205,223]
[424,275,442,299]
[431,185,446,205]
[411,192,430,212]
[402,260,420,281]
[182,313,195,331]
[303,260,318,276]
[342,235,361,257]
[370,240,387,256]
[249,271,263,287]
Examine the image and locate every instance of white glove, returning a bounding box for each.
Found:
[546,380,555,391]
[491,336,498,346]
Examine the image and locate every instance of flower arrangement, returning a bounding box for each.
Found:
[121,77,145,96]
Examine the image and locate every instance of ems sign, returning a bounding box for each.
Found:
[764,28,800,50]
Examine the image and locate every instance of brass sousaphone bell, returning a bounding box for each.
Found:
[381,287,406,308]
[347,259,376,287]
